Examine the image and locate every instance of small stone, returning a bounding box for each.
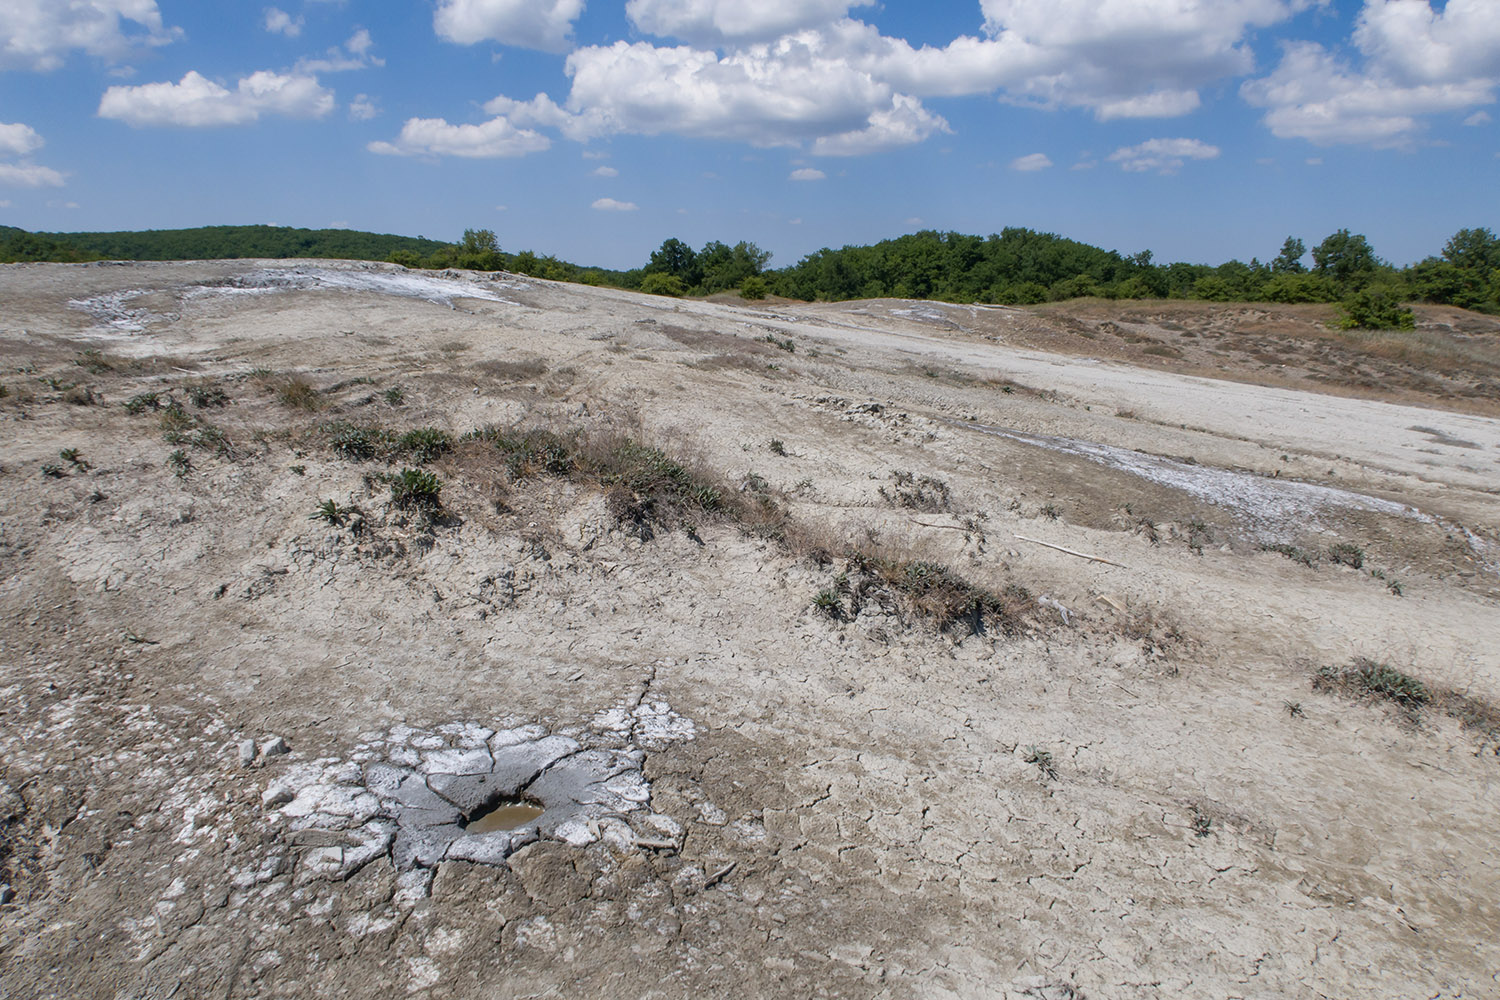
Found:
[238,740,257,766]
[261,736,289,757]
[0,884,13,905]
[262,785,295,808]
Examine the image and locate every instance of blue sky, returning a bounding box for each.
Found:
[0,1,1496,270]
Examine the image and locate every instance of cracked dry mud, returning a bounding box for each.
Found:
[2,259,1499,999]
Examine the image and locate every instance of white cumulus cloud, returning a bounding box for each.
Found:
[0,0,178,71]
[840,0,1321,121]
[557,36,948,154]
[1243,1,1500,146]
[434,0,584,53]
[625,0,873,45]
[99,70,335,127]
[368,115,550,157]
[1107,137,1220,173]
[789,167,825,180]
[592,197,638,211]
[592,165,618,176]
[1010,152,1052,171]
[0,122,44,157]
[0,162,65,187]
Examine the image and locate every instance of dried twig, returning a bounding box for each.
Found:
[1013,534,1127,568]
[704,861,737,887]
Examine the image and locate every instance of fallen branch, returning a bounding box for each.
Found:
[633,837,679,851]
[910,518,969,531]
[1013,534,1127,569]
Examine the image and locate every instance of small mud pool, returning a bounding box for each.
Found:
[263,702,695,883]
[465,800,545,834]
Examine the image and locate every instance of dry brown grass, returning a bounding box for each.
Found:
[274,376,322,411]
[474,358,550,382]
[1334,327,1500,369]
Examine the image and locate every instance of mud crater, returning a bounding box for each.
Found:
[264,703,693,881]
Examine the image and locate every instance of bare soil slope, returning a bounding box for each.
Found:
[2,260,1498,1000]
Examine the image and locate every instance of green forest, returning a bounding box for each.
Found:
[4,221,1497,329]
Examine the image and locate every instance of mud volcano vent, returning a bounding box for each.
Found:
[262,706,693,881]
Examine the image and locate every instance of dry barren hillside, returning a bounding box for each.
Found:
[1,260,1498,999]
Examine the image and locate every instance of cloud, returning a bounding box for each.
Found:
[1010,152,1052,171]
[555,37,948,154]
[1243,2,1500,146]
[264,8,303,37]
[99,70,336,127]
[0,0,179,71]
[625,0,873,45]
[404,0,1336,159]
[1107,137,1220,173]
[297,30,383,73]
[0,121,43,157]
[434,0,584,53]
[591,197,638,211]
[1243,39,1492,146]
[368,115,550,157]
[838,1,1321,121]
[349,94,379,120]
[592,165,619,176]
[0,162,65,187]
[789,167,825,180]
[1465,110,1492,126]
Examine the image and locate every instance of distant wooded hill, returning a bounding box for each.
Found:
[0,224,452,263]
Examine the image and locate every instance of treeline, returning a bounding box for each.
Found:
[766,226,1500,325]
[2,224,453,264]
[0,226,103,263]
[6,221,1497,327]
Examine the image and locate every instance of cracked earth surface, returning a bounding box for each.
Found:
[1,260,1498,998]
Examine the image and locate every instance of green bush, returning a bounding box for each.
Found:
[740,275,769,300]
[1338,286,1415,330]
[640,272,687,297]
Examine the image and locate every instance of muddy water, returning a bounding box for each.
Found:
[465,801,545,834]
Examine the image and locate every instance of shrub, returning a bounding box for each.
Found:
[467,426,576,478]
[640,273,687,297]
[390,468,442,512]
[124,391,163,414]
[326,423,392,462]
[397,427,453,464]
[1328,542,1365,569]
[1338,286,1415,331]
[1353,660,1429,706]
[187,384,229,408]
[740,275,769,300]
